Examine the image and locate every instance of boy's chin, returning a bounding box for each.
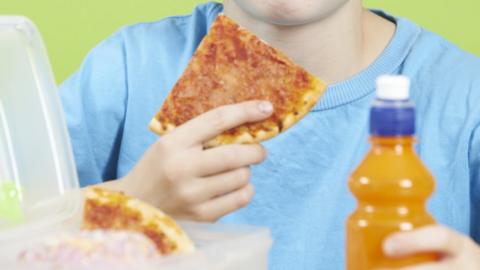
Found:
[251,15,324,27]
[232,0,343,26]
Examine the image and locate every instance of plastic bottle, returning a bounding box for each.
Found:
[346,75,437,269]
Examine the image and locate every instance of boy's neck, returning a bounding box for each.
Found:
[223,1,396,84]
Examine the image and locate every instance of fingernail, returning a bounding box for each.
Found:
[258,101,273,114]
[383,238,399,256]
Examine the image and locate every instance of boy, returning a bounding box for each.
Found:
[60,1,480,269]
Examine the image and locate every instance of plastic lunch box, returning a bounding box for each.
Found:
[0,16,272,269]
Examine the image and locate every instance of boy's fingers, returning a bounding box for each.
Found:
[187,144,266,177]
[189,184,254,222]
[383,225,464,257]
[171,167,251,205]
[166,100,273,148]
[199,167,251,199]
[377,262,449,270]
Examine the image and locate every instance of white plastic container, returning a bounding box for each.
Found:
[1,217,272,270]
[0,16,80,233]
[0,16,272,269]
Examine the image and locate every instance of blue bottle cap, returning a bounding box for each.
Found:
[370,75,415,136]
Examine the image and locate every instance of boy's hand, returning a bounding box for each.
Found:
[379,225,480,270]
[117,100,273,222]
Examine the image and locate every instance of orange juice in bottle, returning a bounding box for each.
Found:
[346,75,437,269]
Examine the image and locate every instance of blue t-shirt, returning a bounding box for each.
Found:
[59,2,480,269]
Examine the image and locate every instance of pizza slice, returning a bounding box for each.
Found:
[149,14,327,148]
[82,187,194,255]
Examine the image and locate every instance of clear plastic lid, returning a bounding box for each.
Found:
[0,16,80,237]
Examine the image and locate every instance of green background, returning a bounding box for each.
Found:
[1,0,479,83]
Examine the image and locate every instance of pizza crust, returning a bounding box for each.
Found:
[82,187,194,255]
[125,197,194,253]
[149,118,175,135]
[202,78,323,148]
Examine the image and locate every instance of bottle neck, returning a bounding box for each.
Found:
[370,99,415,137]
[370,136,415,148]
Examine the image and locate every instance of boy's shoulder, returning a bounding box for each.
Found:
[406,24,480,85]
[117,2,222,50]
[401,22,480,126]
[401,21,480,105]
[72,2,223,89]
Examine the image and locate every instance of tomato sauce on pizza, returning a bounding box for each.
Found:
[150,14,326,147]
